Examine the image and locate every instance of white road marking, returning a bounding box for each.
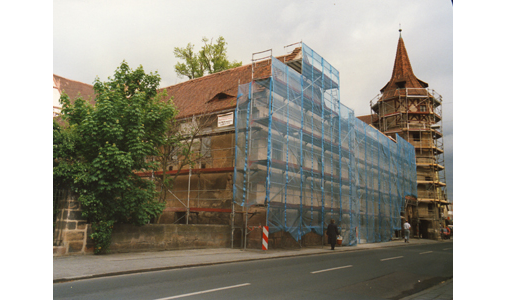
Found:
[380,256,404,261]
[311,265,353,274]
[443,248,452,251]
[419,251,433,255]
[154,283,251,300]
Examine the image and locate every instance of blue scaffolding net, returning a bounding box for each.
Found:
[233,44,417,246]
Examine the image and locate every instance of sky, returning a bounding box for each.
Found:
[53,0,454,202]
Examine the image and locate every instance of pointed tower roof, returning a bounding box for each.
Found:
[380,31,428,93]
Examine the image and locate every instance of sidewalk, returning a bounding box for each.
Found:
[54,239,452,299]
[399,278,453,300]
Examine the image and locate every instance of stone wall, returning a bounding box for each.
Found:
[53,191,93,256]
[52,191,325,256]
[52,191,243,256]
[108,223,241,253]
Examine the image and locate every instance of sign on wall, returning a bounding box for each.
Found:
[217,112,234,127]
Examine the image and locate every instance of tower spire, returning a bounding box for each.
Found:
[380,31,428,93]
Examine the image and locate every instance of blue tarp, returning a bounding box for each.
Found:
[233,43,417,245]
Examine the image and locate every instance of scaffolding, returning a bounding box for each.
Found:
[234,43,417,246]
[370,85,448,238]
[160,145,236,225]
[142,110,240,227]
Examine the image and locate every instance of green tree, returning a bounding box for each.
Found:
[56,61,178,254]
[174,36,242,80]
[153,112,215,222]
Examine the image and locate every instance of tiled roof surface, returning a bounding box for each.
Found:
[159,64,254,119]
[356,114,378,125]
[159,48,299,119]
[380,37,428,94]
[53,74,96,105]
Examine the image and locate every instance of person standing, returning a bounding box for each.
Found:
[327,219,339,250]
[403,220,411,243]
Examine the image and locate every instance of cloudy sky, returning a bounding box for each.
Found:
[53,0,453,198]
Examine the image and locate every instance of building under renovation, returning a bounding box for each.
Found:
[358,32,450,239]
[234,44,419,247]
[54,42,423,251]
[150,43,418,248]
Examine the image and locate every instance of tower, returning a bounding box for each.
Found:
[369,30,448,240]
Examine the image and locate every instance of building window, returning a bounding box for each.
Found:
[272,141,283,161]
[201,137,211,158]
[420,105,427,112]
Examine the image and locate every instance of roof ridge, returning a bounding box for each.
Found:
[159,49,297,91]
[53,74,94,88]
[160,64,252,90]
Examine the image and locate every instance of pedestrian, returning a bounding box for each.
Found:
[326,219,339,250]
[403,220,411,243]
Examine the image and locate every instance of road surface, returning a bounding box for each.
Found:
[54,242,452,300]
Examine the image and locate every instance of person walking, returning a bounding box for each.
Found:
[403,220,411,243]
[327,219,340,250]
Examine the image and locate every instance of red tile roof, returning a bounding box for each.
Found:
[380,37,428,94]
[159,64,254,119]
[356,114,378,125]
[159,48,300,119]
[53,74,96,105]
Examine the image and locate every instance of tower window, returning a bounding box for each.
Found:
[395,81,406,89]
[420,105,427,112]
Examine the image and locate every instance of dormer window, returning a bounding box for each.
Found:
[217,93,228,100]
[207,92,231,103]
[395,81,406,89]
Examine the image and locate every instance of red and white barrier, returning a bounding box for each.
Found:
[262,226,269,250]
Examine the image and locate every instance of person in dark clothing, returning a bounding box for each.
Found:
[326,219,340,250]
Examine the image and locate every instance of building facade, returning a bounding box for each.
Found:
[234,44,418,247]
[55,43,421,251]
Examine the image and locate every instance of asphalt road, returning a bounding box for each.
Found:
[53,242,452,300]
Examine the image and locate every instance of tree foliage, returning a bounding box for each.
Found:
[153,113,214,218]
[54,61,178,254]
[174,36,242,80]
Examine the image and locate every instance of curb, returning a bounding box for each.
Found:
[399,278,453,300]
